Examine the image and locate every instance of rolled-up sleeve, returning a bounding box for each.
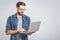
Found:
[5,16,11,32]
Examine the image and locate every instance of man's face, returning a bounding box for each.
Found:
[16,5,26,15]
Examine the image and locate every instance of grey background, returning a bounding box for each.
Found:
[0,0,60,40]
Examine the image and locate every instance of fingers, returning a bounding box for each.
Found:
[20,29,26,32]
[27,32,32,35]
[17,28,26,32]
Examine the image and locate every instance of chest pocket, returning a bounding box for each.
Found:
[11,17,18,30]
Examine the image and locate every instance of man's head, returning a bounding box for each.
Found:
[16,1,26,15]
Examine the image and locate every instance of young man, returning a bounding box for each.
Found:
[5,1,33,40]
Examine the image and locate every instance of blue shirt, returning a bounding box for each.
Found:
[5,13,30,40]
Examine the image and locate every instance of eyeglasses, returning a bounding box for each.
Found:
[18,8,26,11]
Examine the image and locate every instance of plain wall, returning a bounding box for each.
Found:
[0,0,60,40]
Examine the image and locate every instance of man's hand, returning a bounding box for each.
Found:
[27,32,33,35]
[17,28,26,32]
[27,32,35,35]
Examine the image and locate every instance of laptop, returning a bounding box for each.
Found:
[19,21,41,34]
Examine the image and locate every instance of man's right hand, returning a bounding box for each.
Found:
[17,28,26,33]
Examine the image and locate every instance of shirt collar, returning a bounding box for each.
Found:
[12,13,25,18]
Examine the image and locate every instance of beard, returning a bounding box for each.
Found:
[17,11,23,16]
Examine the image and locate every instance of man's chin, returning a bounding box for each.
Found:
[21,13,23,15]
[17,12,23,15]
[20,12,24,15]
[19,13,23,15]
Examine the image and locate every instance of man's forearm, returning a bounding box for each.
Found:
[6,30,18,35]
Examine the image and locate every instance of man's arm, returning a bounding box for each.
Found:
[6,30,18,35]
[6,29,26,35]
[5,16,19,35]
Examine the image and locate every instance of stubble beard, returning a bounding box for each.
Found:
[17,12,23,16]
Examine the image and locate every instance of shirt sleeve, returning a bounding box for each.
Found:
[5,16,11,33]
[26,16,31,31]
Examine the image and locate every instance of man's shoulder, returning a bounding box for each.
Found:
[8,14,16,18]
[24,14,30,19]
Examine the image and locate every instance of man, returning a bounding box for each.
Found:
[5,1,33,40]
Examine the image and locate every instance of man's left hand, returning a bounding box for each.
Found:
[27,32,35,35]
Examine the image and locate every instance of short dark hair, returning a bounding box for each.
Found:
[16,1,26,8]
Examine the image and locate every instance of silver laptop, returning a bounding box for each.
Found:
[20,21,41,34]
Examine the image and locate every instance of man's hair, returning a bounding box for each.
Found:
[16,1,26,8]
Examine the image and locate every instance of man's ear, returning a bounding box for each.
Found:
[16,7,18,10]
